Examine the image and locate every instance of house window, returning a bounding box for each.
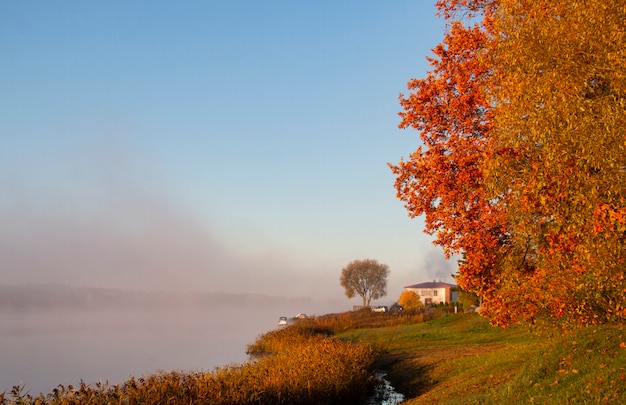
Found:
[433,290,438,297]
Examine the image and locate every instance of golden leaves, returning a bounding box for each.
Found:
[487,0,626,326]
[392,0,625,327]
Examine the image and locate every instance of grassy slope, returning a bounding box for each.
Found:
[339,313,626,404]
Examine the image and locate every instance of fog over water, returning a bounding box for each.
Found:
[0,285,346,396]
[1,3,462,398]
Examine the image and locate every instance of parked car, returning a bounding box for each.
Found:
[372,306,388,313]
[278,316,288,326]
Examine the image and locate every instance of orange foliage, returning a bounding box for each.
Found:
[398,290,423,310]
[487,0,626,325]
[389,0,510,324]
[392,0,626,327]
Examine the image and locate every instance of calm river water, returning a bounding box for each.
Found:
[1,303,340,396]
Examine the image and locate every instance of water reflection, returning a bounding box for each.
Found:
[367,371,405,405]
[1,297,345,397]
[0,308,264,395]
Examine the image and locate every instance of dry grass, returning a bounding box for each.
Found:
[295,307,434,334]
[2,322,376,405]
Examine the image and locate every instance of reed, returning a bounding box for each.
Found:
[2,321,376,405]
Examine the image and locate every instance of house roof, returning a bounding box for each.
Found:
[404,281,457,289]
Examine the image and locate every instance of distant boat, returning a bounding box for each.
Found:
[278,313,308,326]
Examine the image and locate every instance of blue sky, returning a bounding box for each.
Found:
[0,1,457,305]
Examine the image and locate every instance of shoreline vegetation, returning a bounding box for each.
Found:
[3,308,625,404]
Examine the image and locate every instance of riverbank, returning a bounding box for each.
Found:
[2,317,377,404]
[340,313,626,404]
[3,310,624,404]
[0,285,347,397]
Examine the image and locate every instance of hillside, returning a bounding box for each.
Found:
[340,313,626,404]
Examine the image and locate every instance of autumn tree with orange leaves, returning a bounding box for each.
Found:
[389,0,512,324]
[391,0,625,327]
[397,290,423,310]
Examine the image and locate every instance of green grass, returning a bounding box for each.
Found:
[3,310,624,404]
[339,313,626,404]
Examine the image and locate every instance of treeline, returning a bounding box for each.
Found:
[0,284,310,312]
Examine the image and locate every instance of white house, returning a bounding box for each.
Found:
[404,281,458,305]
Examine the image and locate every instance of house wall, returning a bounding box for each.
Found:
[406,287,452,305]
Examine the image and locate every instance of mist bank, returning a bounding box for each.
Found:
[0,284,348,395]
[0,284,346,315]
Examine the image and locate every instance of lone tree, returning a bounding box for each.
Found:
[340,259,389,308]
[397,290,423,310]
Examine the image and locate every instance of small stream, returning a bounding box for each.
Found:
[367,371,405,405]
